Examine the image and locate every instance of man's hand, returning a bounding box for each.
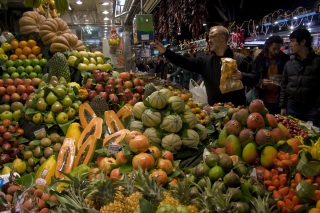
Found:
[150,40,167,54]
[231,70,243,80]
[280,109,287,116]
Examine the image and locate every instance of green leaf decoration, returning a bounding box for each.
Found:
[58,118,76,135]
[297,151,320,177]
[18,137,29,144]
[25,107,38,115]
[74,57,84,68]
[119,164,133,174]
[276,141,293,154]
[296,180,317,203]
[139,198,156,213]
[206,123,216,134]
[16,173,34,188]
[122,146,133,155]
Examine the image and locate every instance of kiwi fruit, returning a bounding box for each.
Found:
[49,133,60,143]
[39,157,47,165]
[59,136,65,143]
[40,138,52,147]
[35,131,47,140]
[43,147,53,158]
[33,146,43,158]
[23,150,33,160]
[27,158,35,166]
[52,143,62,152]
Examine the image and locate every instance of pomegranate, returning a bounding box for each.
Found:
[157,158,173,175]
[132,153,155,171]
[150,169,168,186]
[148,146,161,159]
[129,134,150,153]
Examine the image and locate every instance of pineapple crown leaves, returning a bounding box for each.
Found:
[249,194,276,213]
[169,178,195,205]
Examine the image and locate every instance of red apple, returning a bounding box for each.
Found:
[140,79,145,86]
[101,72,110,79]
[162,150,174,162]
[3,132,12,141]
[16,85,26,95]
[95,83,104,93]
[13,78,24,87]
[119,72,130,81]
[85,78,94,89]
[136,86,144,94]
[31,78,41,87]
[0,126,7,134]
[8,125,16,133]
[109,94,119,103]
[133,78,141,86]
[107,77,115,85]
[23,78,32,86]
[11,93,21,102]
[2,119,11,127]
[105,84,115,94]
[116,85,123,93]
[124,81,133,88]
[0,79,4,87]
[26,85,35,94]
[88,90,97,101]
[123,88,133,99]
[128,97,138,105]
[0,87,6,95]
[4,78,14,87]
[99,92,108,100]
[116,77,123,86]
[20,93,29,102]
[133,93,141,101]
[6,85,16,95]
[2,94,11,102]
[131,72,137,78]
[110,168,122,181]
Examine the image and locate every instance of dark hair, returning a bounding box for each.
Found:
[289,28,312,48]
[264,35,283,49]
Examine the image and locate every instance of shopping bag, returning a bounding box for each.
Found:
[189,79,208,105]
[219,58,244,94]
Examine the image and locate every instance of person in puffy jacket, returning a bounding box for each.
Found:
[280,28,320,127]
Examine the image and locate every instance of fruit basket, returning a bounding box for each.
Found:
[136,72,160,83]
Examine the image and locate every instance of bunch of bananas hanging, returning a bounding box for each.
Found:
[54,0,69,14]
[36,0,60,18]
[24,0,42,8]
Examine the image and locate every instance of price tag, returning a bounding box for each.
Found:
[296,183,301,191]
[250,168,257,180]
[107,144,122,157]
[141,34,150,40]
[0,35,7,43]
[33,128,46,138]
[277,167,283,172]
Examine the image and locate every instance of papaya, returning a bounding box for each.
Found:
[55,138,76,179]
[77,117,103,150]
[34,155,56,185]
[116,103,133,121]
[104,110,124,135]
[79,102,97,128]
[56,164,90,192]
[65,122,82,148]
[73,135,97,169]
[103,129,130,147]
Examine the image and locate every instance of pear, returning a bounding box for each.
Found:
[44,111,55,124]
[36,97,48,111]
[59,77,68,87]
[66,108,76,119]
[38,81,47,90]
[45,92,58,105]
[10,101,24,111]
[56,112,69,124]
[49,76,59,86]
[51,101,63,113]
[36,89,45,99]
[0,104,10,114]
[72,102,80,113]
[12,158,26,174]
[52,86,66,99]
[61,95,73,107]
[67,88,76,101]
[32,112,43,124]
[2,166,12,175]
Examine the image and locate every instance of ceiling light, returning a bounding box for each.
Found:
[100,2,109,5]
[103,17,109,20]
[102,10,109,14]
[76,0,82,4]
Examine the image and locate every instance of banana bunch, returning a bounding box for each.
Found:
[24,0,41,8]
[299,137,320,160]
[55,0,69,14]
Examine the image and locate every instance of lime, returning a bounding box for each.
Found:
[208,166,225,181]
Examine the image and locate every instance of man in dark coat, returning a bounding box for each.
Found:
[280,28,320,127]
[151,26,258,106]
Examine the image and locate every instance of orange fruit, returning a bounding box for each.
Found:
[27,39,37,48]
[195,107,202,113]
[32,46,41,55]
[191,108,197,114]
[28,54,36,59]
[18,41,28,49]
[22,46,32,56]
[15,48,23,56]
[180,93,190,101]
[19,54,27,59]
[10,40,19,50]
[200,112,206,119]
[196,114,202,120]
[186,100,195,108]
[9,54,18,60]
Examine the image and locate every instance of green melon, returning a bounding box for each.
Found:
[141,109,162,127]
[161,115,183,133]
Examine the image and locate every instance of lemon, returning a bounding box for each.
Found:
[12,158,27,174]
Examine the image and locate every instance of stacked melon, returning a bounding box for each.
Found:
[131,89,208,152]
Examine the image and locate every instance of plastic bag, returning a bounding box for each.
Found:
[219,58,243,94]
[189,79,208,105]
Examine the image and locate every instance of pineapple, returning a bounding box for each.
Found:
[249,195,276,213]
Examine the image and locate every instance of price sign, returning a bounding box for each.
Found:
[107,144,122,157]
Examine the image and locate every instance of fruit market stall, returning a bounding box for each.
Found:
[2,3,320,213]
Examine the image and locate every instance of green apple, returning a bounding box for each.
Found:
[32,112,43,124]
[12,110,22,121]
[20,72,28,78]
[1,42,11,52]
[44,111,55,124]
[0,47,4,55]
[22,59,31,67]
[68,56,77,67]
[0,104,10,113]
[33,65,42,73]
[83,57,89,65]
[25,65,33,73]
[16,66,25,73]
[2,73,10,79]
[66,108,76,120]
[14,59,23,67]
[29,72,37,78]
[31,58,39,66]
[7,66,16,74]
[1,111,13,121]
[5,60,14,67]
[11,72,20,79]
[39,58,47,67]
[77,63,88,71]
[37,73,43,78]
[56,112,68,124]
[0,54,8,61]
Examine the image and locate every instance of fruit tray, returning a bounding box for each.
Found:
[136,72,161,83]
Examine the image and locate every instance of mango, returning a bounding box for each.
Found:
[225,119,243,136]
[277,123,291,139]
[225,134,242,157]
[242,143,258,165]
[260,146,278,169]
[217,128,228,147]
[234,108,249,126]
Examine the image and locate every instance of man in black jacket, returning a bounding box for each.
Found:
[280,28,320,127]
[151,26,258,106]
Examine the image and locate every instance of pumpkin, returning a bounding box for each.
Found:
[132,101,147,119]
[141,109,162,127]
[167,96,185,113]
[50,33,85,53]
[181,129,200,148]
[143,127,162,144]
[161,115,183,133]
[161,133,182,152]
[147,91,167,109]
[195,123,208,140]
[39,18,71,46]
[182,111,198,129]
[19,11,46,35]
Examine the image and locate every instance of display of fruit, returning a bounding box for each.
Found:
[7,39,44,61]
[275,114,309,138]
[24,76,82,127]
[108,25,120,48]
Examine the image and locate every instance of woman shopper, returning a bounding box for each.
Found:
[280,28,320,127]
[151,26,258,106]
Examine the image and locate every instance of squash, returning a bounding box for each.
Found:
[50,33,85,53]
[132,102,147,119]
[77,117,103,150]
[116,103,133,122]
[181,129,200,148]
[19,11,46,35]
[147,91,167,109]
[167,96,185,113]
[161,115,183,133]
[79,102,97,128]
[73,135,97,169]
[55,138,76,179]
[141,109,162,127]
[161,133,182,152]
[103,129,130,147]
[104,110,124,135]
[39,18,71,46]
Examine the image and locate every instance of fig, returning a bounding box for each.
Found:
[194,162,210,178]
[218,155,233,171]
[223,170,240,187]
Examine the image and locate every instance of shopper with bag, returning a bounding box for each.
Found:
[151,26,258,106]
